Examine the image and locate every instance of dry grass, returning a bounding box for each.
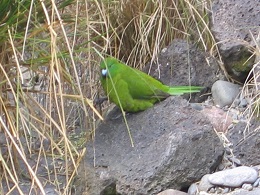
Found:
[0,0,257,194]
[240,32,260,133]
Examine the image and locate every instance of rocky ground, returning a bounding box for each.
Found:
[78,79,259,195]
[78,0,260,194]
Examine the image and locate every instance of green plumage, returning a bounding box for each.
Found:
[100,57,202,112]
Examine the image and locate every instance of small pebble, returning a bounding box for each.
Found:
[199,192,211,195]
[208,166,258,187]
[222,187,230,193]
[157,189,188,195]
[218,163,225,171]
[161,48,167,53]
[239,98,248,107]
[187,183,198,195]
[211,80,240,107]
[215,187,223,194]
[222,161,232,168]
[253,178,260,187]
[190,103,204,111]
[233,98,240,107]
[227,156,241,166]
[208,187,215,193]
[198,174,214,192]
[242,183,253,191]
[224,147,232,155]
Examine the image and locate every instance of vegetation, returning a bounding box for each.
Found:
[0,0,258,194]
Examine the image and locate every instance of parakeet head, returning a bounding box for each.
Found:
[100,57,120,78]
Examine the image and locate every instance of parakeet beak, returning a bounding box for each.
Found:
[101,69,108,77]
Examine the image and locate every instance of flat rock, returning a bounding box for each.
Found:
[78,96,224,195]
[208,166,258,187]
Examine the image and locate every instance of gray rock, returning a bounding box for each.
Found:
[227,121,260,166]
[198,174,214,192]
[223,187,230,193]
[253,178,260,187]
[211,0,259,82]
[78,96,224,195]
[190,103,204,111]
[157,189,188,195]
[242,183,253,191]
[201,106,233,132]
[145,39,222,103]
[229,188,260,195]
[233,99,240,107]
[215,187,224,194]
[227,156,242,166]
[239,98,248,107]
[211,80,240,107]
[187,183,198,195]
[208,187,216,193]
[208,166,258,187]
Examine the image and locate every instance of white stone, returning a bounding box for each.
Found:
[211,80,240,107]
[208,166,258,187]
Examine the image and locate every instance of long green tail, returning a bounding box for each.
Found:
[167,86,203,95]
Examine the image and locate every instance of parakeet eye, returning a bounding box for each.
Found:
[101,69,108,76]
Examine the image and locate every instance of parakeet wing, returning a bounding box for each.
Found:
[119,66,170,100]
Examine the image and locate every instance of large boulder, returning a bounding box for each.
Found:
[211,0,259,82]
[144,39,222,102]
[227,120,260,166]
[78,97,224,195]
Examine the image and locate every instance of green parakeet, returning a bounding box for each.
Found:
[100,57,202,112]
